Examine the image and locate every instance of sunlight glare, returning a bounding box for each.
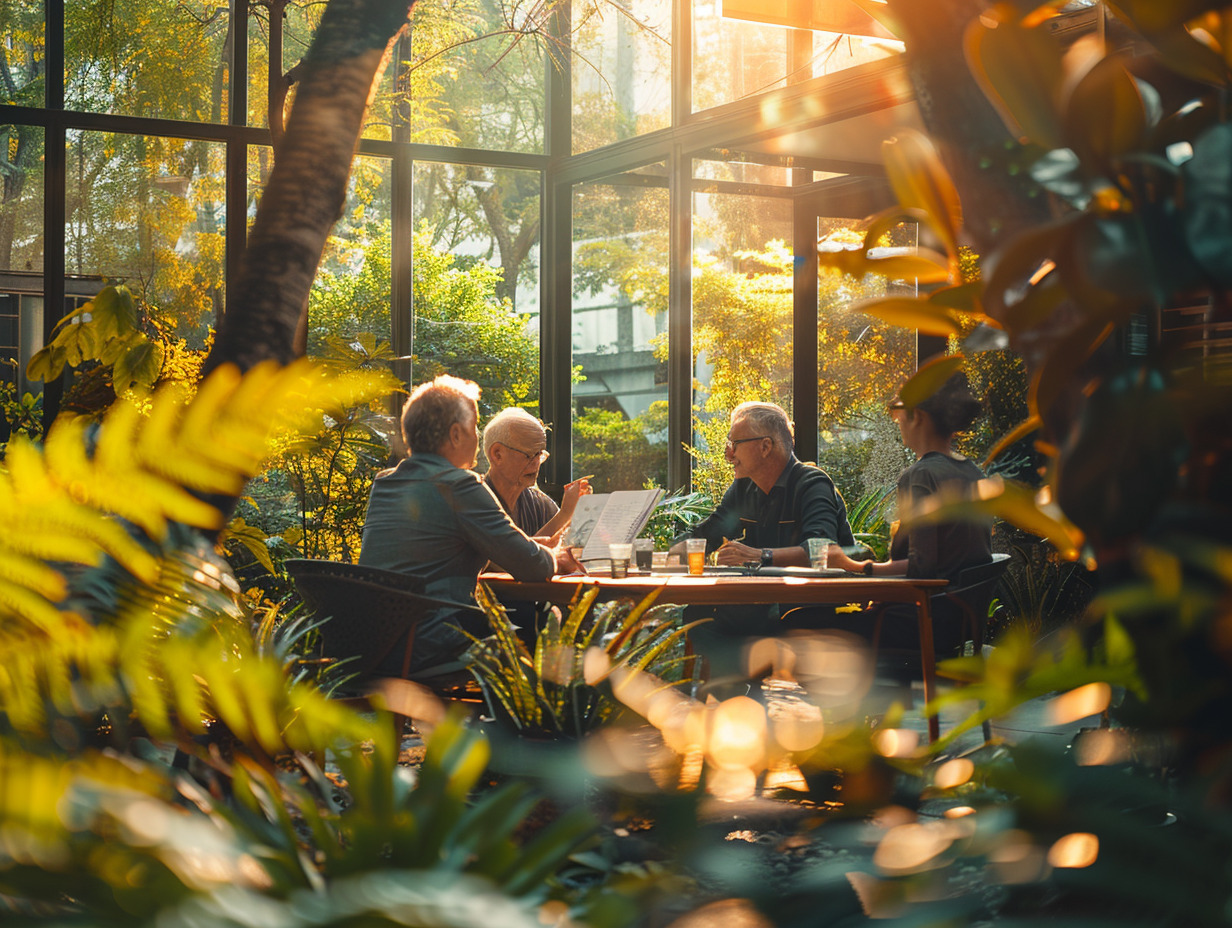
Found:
[1047,682,1111,726]
[873,822,954,874]
[707,696,767,770]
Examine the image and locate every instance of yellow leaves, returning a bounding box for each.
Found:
[0,359,393,634]
[854,297,963,337]
[882,130,963,260]
[817,243,952,284]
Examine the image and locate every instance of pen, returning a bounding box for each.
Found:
[573,475,594,482]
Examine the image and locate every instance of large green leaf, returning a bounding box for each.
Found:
[964,11,1066,149]
[112,335,165,390]
[1182,123,1232,286]
[1063,52,1148,166]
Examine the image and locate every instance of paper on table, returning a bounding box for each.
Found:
[563,489,664,560]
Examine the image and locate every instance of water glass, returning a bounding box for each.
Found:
[806,537,833,570]
[608,542,632,578]
[685,538,708,576]
[651,550,669,571]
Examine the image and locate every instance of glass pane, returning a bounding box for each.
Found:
[412,161,541,416]
[693,0,789,113]
[66,0,231,121]
[0,1,44,107]
[807,30,901,79]
[572,0,672,153]
[572,175,669,491]
[816,217,916,504]
[0,123,43,274]
[690,190,792,500]
[65,131,225,336]
[250,4,393,140]
[406,0,545,153]
[694,158,793,186]
[308,155,393,351]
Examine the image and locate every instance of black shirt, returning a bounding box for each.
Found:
[890,452,992,580]
[688,456,854,558]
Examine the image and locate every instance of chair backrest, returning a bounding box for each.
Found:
[940,552,1013,648]
[285,559,436,676]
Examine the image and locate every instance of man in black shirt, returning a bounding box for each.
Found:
[673,402,854,676]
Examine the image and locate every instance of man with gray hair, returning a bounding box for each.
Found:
[359,375,579,673]
[480,407,590,538]
[672,401,854,675]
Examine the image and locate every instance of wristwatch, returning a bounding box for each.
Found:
[862,560,875,576]
[761,548,774,566]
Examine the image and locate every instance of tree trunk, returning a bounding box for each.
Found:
[203,0,417,376]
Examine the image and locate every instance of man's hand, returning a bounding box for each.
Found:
[716,540,759,566]
[560,476,593,516]
[554,545,586,575]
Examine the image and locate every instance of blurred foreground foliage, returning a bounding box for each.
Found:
[0,360,596,925]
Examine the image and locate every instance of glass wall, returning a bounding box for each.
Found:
[571,174,669,491]
[692,0,791,112]
[0,0,919,498]
[815,216,916,500]
[67,0,232,122]
[65,130,225,334]
[0,2,43,107]
[306,154,394,353]
[689,188,792,501]
[412,161,542,418]
[572,0,672,153]
[406,0,546,152]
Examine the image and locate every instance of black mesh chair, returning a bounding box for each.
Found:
[284,559,482,716]
[871,552,1013,741]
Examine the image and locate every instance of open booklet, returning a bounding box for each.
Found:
[561,488,665,560]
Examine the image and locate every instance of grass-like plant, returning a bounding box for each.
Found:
[464,583,705,739]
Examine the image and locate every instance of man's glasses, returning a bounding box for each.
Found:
[886,399,906,413]
[724,435,770,453]
[503,442,550,464]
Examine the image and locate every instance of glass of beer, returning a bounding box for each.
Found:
[685,538,707,576]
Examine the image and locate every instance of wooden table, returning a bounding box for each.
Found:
[480,571,950,742]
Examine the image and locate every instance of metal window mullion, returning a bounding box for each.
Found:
[666,143,691,492]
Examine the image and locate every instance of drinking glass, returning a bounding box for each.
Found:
[806,537,834,570]
[685,538,707,576]
[608,543,632,578]
[633,538,654,571]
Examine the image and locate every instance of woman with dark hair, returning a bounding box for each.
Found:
[827,372,992,652]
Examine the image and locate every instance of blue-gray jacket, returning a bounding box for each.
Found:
[359,453,554,613]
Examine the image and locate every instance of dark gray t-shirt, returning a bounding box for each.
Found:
[890,452,992,580]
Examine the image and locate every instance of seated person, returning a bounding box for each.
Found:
[670,401,855,676]
[480,407,590,538]
[829,372,993,655]
[359,374,579,674]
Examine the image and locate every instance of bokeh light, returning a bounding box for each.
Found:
[933,758,975,790]
[1048,832,1099,868]
[1047,683,1111,726]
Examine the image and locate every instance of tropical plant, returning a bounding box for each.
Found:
[642,487,713,551]
[846,484,896,562]
[464,583,703,739]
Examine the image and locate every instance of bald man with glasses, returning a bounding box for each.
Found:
[672,401,854,677]
[480,407,590,540]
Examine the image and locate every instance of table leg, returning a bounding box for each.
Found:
[916,593,940,744]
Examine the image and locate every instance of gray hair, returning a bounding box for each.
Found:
[483,407,546,456]
[731,401,794,455]
[401,374,480,455]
